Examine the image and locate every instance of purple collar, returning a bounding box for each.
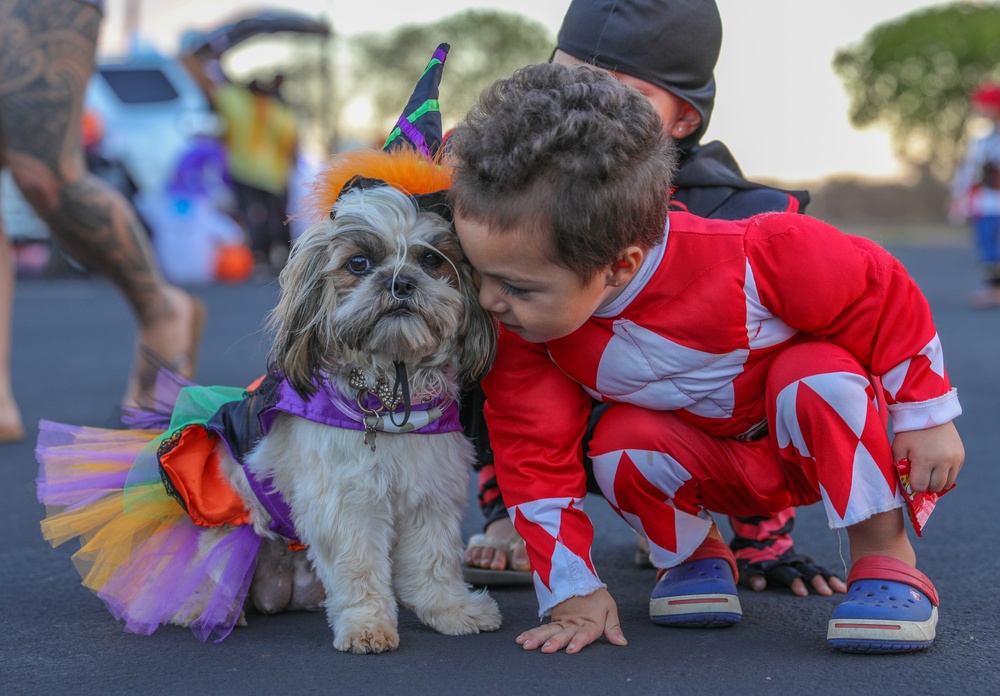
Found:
[258,377,462,436]
[240,376,461,543]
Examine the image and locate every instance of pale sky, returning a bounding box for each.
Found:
[101,0,953,184]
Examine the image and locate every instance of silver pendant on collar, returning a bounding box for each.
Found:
[349,369,400,451]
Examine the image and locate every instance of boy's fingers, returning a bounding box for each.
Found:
[602,618,628,648]
[516,624,563,650]
[559,622,604,654]
[906,462,932,492]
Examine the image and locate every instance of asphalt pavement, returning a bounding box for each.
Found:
[2,241,998,695]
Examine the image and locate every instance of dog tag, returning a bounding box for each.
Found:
[363,413,380,451]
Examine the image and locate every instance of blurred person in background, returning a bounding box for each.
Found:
[463,0,847,600]
[950,80,1000,308]
[0,0,205,442]
[181,45,299,277]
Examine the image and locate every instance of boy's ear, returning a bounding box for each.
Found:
[669,101,701,140]
[608,246,645,287]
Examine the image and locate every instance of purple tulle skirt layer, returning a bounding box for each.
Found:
[36,384,262,642]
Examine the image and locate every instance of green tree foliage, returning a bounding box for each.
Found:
[834,2,1000,179]
[350,9,553,141]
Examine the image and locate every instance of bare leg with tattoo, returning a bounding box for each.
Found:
[0,0,204,425]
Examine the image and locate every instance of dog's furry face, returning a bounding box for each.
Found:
[268,185,497,397]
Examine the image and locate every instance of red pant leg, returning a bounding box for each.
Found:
[766,342,901,528]
[589,342,902,569]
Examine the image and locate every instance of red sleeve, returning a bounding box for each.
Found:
[482,329,592,506]
[481,328,605,614]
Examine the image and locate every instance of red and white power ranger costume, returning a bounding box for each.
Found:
[482,210,961,617]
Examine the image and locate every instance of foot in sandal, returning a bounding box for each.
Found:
[463,517,532,585]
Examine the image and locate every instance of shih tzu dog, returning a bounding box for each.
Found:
[213,161,501,653]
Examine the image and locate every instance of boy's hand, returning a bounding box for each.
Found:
[891,421,964,492]
[516,588,627,654]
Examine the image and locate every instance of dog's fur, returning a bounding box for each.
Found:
[209,185,501,653]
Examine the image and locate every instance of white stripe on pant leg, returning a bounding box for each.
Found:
[592,448,712,567]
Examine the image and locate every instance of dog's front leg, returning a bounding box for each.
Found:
[393,502,502,636]
[301,495,400,653]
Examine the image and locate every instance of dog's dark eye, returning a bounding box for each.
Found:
[421,251,444,270]
[346,255,372,276]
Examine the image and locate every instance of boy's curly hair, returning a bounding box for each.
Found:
[447,62,676,279]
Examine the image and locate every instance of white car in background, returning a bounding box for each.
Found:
[85,49,220,196]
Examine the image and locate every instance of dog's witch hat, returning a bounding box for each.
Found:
[303,43,453,221]
[382,43,449,157]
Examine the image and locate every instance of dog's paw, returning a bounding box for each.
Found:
[420,590,502,635]
[334,624,400,654]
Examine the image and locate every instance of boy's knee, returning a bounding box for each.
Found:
[768,342,868,389]
[588,402,637,459]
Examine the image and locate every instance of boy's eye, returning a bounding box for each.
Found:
[421,251,445,270]
[346,255,372,275]
[499,281,529,299]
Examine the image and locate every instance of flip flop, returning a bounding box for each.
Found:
[649,537,742,627]
[827,555,938,653]
[461,532,533,586]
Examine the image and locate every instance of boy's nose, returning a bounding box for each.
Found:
[478,284,506,313]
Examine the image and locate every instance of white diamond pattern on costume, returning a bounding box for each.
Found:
[819,441,902,528]
[799,371,873,437]
[773,381,807,455]
[773,371,873,455]
[881,332,946,399]
[591,449,693,508]
[645,510,714,568]
[512,497,579,536]
[595,320,748,418]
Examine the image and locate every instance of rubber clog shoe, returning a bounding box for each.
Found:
[649,538,741,628]
[827,555,939,653]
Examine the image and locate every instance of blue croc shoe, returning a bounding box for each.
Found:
[650,538,742,627]
[827,555,939,654]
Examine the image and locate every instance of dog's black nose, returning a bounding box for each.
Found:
[387,274,416,298]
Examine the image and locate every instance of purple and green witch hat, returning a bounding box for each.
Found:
[382,43,450,157]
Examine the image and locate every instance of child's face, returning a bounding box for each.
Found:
[456,214,618,344]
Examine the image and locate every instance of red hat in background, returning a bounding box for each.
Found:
[971,81,1000,111]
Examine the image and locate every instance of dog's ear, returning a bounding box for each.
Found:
[267,224,340,397]
[457,260,498,383]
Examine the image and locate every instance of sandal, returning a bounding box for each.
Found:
[649,537,742,627]
[827,555,938,653]
[461,532,533,586]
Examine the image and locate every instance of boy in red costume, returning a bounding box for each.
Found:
[448,63,964,654]
[463,0,839,599]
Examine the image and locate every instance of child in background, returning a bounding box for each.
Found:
[465,0,839,599]
[949,80,1000,308]
[448,63,963,654]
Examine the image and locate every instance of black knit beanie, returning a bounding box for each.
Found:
[555,0,722,146]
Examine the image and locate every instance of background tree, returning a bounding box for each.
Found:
[833,2,1000,181]
[348,9,553,146]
